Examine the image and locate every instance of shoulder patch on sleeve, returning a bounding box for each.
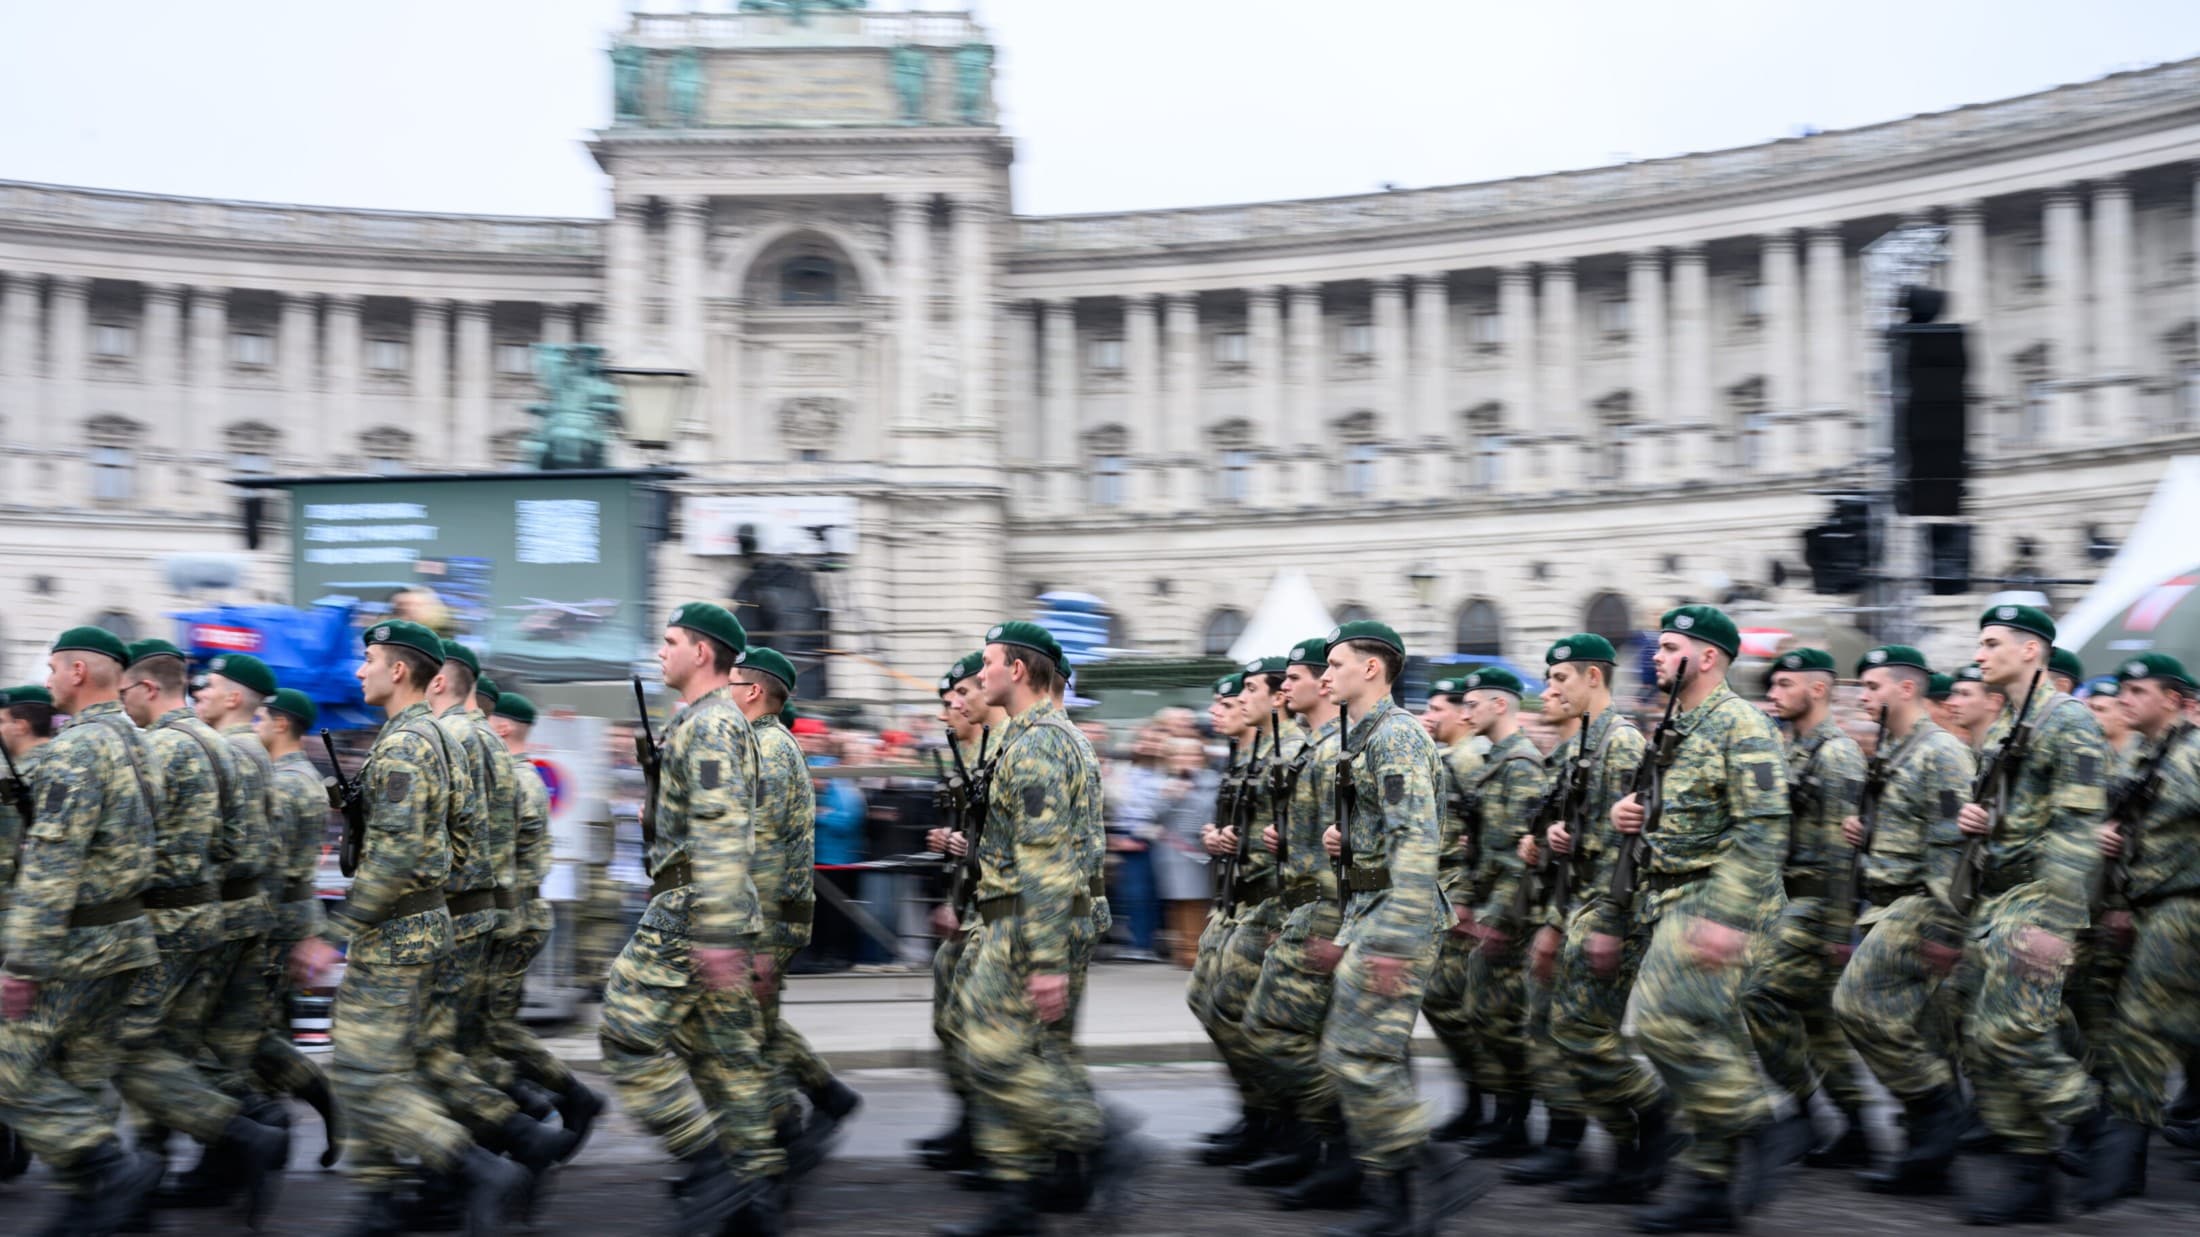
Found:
[2075,753,2099,785]
[1939,789,1959,819]
[383,770,412,803]
[43,782,66,815]
[1383,773,1406,804]
[1752,762,1776,792]
[701,759,722,790]
[1022,783,1047,815]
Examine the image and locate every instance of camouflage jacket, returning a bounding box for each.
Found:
[975,697,1089,973]
[2107,721,2200,904]
[1784,717,1867,932]
[433,706,499,913]
[323,701,456,966]
[512,753,554,934]
[1063,716,1113,935]
[646,686,763,952]
[2,700,160,981]
[1335,696,1448,958]
[0,745,40,896]
[1860,717,1971,923]
[752,716,817,958]
[467,713,520,897]
[1276,716,1342,941]
[1437,736,1486,908]
[1639,684,1790,932]
[1468,728,1552,934]
[268,749,329,943]
[140,708,227,953]
[1558,707,1648,937]
[1222,729,1281,898]
[1974,693,2107,938]
[217,723,278,940]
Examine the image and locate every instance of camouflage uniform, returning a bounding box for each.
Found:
[1190,733,1286,1118]
[1629,684,1788,1182]
[1419,735,1484,1097]
[483,754,571,1094]
[1444,730,1546,1101]
[169,722,278,1102]
[1741,717,1870,1119]
[950,698,1103,1184]
[0,700,160,1179]
[251,747,333,1100]
[931,734,985,1112]
[114,707,238,1144]
[597,687,781,1177]
[0,745,40,900]
[746,714,826,1121]
[1243,717,1344,1131]
[2102,721,2200,1126]
[1942,693,2107,1155]
[1830,717,1972,1102]
[324,700,470,1190]
[1318,697,1448,1172]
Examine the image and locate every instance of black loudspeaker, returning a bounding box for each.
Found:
[1888,321,1969,518]
[1924,522,1971,595]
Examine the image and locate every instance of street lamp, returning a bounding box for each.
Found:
[601,365,698,456]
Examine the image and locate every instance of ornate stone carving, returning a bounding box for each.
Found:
[780,395,846,449]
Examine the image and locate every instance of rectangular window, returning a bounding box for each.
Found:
[1214,449,1252,503]
[93,324,136,358]
[90,445,134,502]
[2181,365,2200,431]
[2022,379,2051,445]
[1338,443,1377,496]
[1736,281,1765,325]
[1741,411,1768,470]
[1212,331,1249,367]
[229,332,274,367]
[1598,297,1631,338]
[230,452,271,477]
[497,342,535,376]
[1472,434,1503,486]
[797,448,825,463]
[367,339,409,372]
[367,453,408,476]
[1091,456,1126,507]
[2019,238,2047,287]
[1339,322,1374,359]
[1088,338,1124,373]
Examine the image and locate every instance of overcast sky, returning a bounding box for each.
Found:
[2,0,2195,220]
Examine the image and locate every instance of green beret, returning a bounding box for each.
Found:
[1429,677,1469,701]
[268,687,318,730]
[1327,619,1405,657]
[939,651,985,696]
[492,692,537,725]
[1926,672,1956,701]
[1660,605,1740,658]
[1459,666,1524,698]
[736,646,799,695]
[473,674,500,704]
[363,619,446,663]
[1980,603,2056,644]
[2048,647,2085,684]
[1241,656,1289,677]
[779,701,798,728]
[2,685,53,707]
[1955,664,1990,684]
[440,639,481,678]
[1545,634,1618,666]
[53,625,129,666]
[2115,651,2196,691]
[205,653,277,698]
[1769,648,1837,676]
[1857,645,1930,676]
[668,601,748,656]
[1214,672,1245,698]
[984,620,1062,668]
[1286,637,1330,668]
[2081,676,2121,699]
[126,638,187,666]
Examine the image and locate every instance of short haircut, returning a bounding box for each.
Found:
[1879,665,1930,693]
[388,645,440,690]
[698,633,739,675]
[5,701,55,738]
[130,656,187,696]
[269,710,309,741]
[473,685,498,711]
[1341,639,1403,686]
[737,668,789,710]
[1002,644,1061,696]
[1250,670,1285,695]
[439,661,476,701]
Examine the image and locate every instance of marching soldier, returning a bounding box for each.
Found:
[1316,620,1449,1237]
[1945,664,2007,749]
[252,687,343,1165]
[287,620,529,1237]
[1190,673,1273,1157]
[2082,677,2137,773]
[1505,681,1589,1190]
[2048,647,2085,697]
[0,628,165,1234]
[1607,606,1795,1233]
[917,652,989,1173]
[1416,677,1486,1144]
[1924,672,1959,737]
[1744,648,1872,1168]
[0,685,56,897]
[1946,604,2107,1224]
[595,603,782,1233]
[1828,647,1974,1196]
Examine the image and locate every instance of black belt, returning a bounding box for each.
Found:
[1980,861,2036,897]
[1344,867,1391,893]
[447,889,497,917]
[1644,870,1709,896]
[1281,882,1323,910]
[1783,875,1835,902]
[1865,884,1927,906]
[1238,870,1278,899]
[976,892,1094,922]
[282,878,318,903]
[344,887,446,930]
[219,875,265,902]
[650,859,693,899]
[494,888,518,911]
[1088,875,1106,899]
[69,897,145,928]
[778,899,814,926]
[142,882,219,910]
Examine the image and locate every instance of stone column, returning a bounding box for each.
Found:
[712,299,745,460]
[669,196,708,374]
[1540,260,1579,448]
[1411,273,1449,445]
[188,287,228,498]
[325,294,363,434]
[1041,298,1077,468]
[604,196,647,361]
[1499,266,1536,428]
[890,192,931,429]
[412,299,452,461]
[1946,203,1990,413]
[1762,233,1803,423]
[454,301,492,469]
[2091,177,2138,436]
[2043,187,2086,441]
[0,275,33,484]
[952,196,993,429]
[541,303,575,345]
[48,276,91,477]
[1628,252,1666,429]
[1163,291,1199,454]
[1002,299,1036,464]
[141,284,185,489]
[1249,285,1283,445]
[1805,227,1846,411]
[1372,276,1409,434]
[1125,294,1160,455]
[1287,283,1322,448]
[1671,245,1711,433]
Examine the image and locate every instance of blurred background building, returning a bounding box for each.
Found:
[3,3,2198,691]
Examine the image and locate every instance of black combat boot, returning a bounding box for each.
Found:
[1961,1151,2058,1225]
[668,1146,761,1237]
[155,1110,285,1210]
[808,1075,862,1125]
[458,1144,532,1237]
[920,1117,980,1172]
[295,1073,344,1167]
[1274,1138,1364,1211]
[1239,1121,1320,1187]
[933,1178,1040,1237]
[1199,1107,1274,1167]
[1505,1111,1587,1184]
[1,1121,29,1180]
[399,1171,465,1232]
[1198,1112,1248,1146]
[727,1174,785,1237]
[509,1080,558,1121]
[2057,1104,2100,1177]
[222,1113,292,1228]
[1630,1171,1738,1233]
[1462,1093,1532,1159]
[1319,1167,1415,1237]
[2077,1117,2149,1212]
[338,1190,407,1237]
[1737,1109,1814,1212]
[1859,1085,1961,1196]
[1433,1084,1485,1142]
[76,1140,167,1237]
[488,1111,581,1174]
[552,1077,603,1161]
[1802,1119,1872,1170]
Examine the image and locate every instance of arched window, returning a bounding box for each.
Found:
[1453,599,1503,658]
[93,609,140,642]
[359,426,415,475]
[779,254,841,306]
[226,421,280,477]
[1202,608,1246,657]
[1335,604,1374,627]
[1584,592,1633,648]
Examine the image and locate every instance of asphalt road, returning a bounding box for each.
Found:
[7,1063,2195,1235]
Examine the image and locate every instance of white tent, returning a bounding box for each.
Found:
[1228,569,1336,664]
[2057,455,2200,654]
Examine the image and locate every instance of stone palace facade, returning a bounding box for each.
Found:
[4,5,2200,693]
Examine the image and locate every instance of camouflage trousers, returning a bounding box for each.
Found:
[2102,895,2200,1127]
[1189,900,1283,1112]
[0,970,132,1180]
[1522,924,1585,1115]
[1740,902,1870,1117]
[2065,932,2128,1076]
[598,922,783,1176]
[760,946,833,1121]
[1419,928,1481,1091]
[1319,935,1439,1172]
[116,945,242,1142]
[1243,908,1341,1130]
[420,920,518,1133]
[171,934,274,1097]
[952,918,1102,1183]
[1943,894,2099,1155]
[1830,894,1963,1102]
[1550,909,1658,1142]
[250,934,329,1102]
[1458,934,1535,1098]
[476,926,572,1095]
[1633,910,1771,1180]
[932,930,973,1105]
[330,956,473,1189]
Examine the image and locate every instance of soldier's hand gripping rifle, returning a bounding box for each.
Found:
[1607,659,1690,924]
[0,742,31,835]
[2089,718,2189,921]
[1219,725,1270,915]
[1837,707,1891,919]
[633,677,663,851]
[945,726,990,915]
[1949,668,2042,919]
[321,729,367,877]
[1515,744,1584,923]
[1332,705,1360,911]
[1268,711,1291,869]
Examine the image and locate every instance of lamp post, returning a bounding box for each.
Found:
[601,365,698,462]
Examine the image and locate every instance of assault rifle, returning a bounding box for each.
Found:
[1607,659,1690,922]
[1517,733,1589,923]
[322,729,367,877]
[1218,723,1272,914]
[2089,719,2191,917]
[945,726,990,915]
[632,677,663,850]
[0,741,31,833]
[1836,707,1891,918]
[1332,705,1358,910]
[1948,668,2043,919]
